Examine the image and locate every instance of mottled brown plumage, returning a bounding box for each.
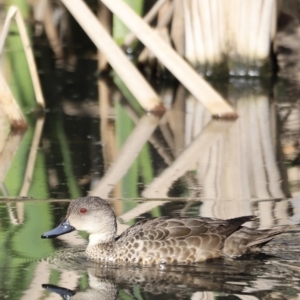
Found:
[41,196,291,265]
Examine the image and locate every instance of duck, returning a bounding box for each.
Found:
[41,196,291,265]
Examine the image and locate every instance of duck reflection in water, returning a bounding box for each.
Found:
[43,268,117,300]
[41,196,292,265]
[42,267,220,300]
[43,262,251,300]
[42,261,293,300]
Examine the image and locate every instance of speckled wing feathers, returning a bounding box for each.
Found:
[114,216,254,264]
[117,216,254,241]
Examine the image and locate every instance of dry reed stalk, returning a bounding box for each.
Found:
[255,0,276,60]
[183,0,196,65]
[159,119,175,154]
[101,0,237,117]
[171,0,185,56]
[235,0,247,59]
[138,46,150,64]
[248,1,262,61]
[138,46,151,64]
[226,0,239,58]
[0,6,45,109]
[191,0,205,64]
[157,87,178,152]
[157,0,174,28]
[42,0,64,66]
[227,0,238,56]
[61,0,163,112]
[19,117,45,197]
[210,0,222,63]
[99,79,117,170]
[138,27,170,67]
[228,0,277,62]
[223,0,238,58]
[0,6,45,107]
[167,85,185,157]
[123,0,169,47]
[155,27,171,71]
[138,2,174,66]
[0,73,27,128]
[140,0,277,69]
[31,0,46,17]
[32,0,64,66]
[98,1,111,71]
[217,0,226,55]
[0,6,16,53]
[198,0,214,64]
[270,1,277,40]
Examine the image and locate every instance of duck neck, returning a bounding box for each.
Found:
[88,232,114,246]
[86,234,115,263]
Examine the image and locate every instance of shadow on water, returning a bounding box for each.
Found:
[0,59,300,298]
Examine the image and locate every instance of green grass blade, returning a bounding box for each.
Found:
[113,0,144,46]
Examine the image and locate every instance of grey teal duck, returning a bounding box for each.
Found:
[41,196,291,265]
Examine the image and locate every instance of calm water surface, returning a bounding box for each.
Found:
[0,199,300,300]
[1,57,300,298]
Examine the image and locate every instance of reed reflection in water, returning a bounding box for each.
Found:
[0,77,300,299]
[88,79,293,230]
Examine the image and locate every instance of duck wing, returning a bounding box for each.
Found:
[115,216,255,264]
[117,215,255,241]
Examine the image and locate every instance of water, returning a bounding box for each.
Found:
[1,56,300,298]
[0,198,300,299]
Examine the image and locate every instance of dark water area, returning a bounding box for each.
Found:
[1,53,300,299]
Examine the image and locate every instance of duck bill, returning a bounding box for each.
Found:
[42,284,76,297]
[41,219,75,238]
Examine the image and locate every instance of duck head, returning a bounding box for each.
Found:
[41,196,117,244]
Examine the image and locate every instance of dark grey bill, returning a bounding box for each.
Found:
[41,219,75,238]
[42,284,76,299]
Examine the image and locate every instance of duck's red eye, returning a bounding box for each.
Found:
[80,208,87,214]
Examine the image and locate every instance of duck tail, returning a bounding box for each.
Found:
[246,225,294,247]
[223,225,294,258]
